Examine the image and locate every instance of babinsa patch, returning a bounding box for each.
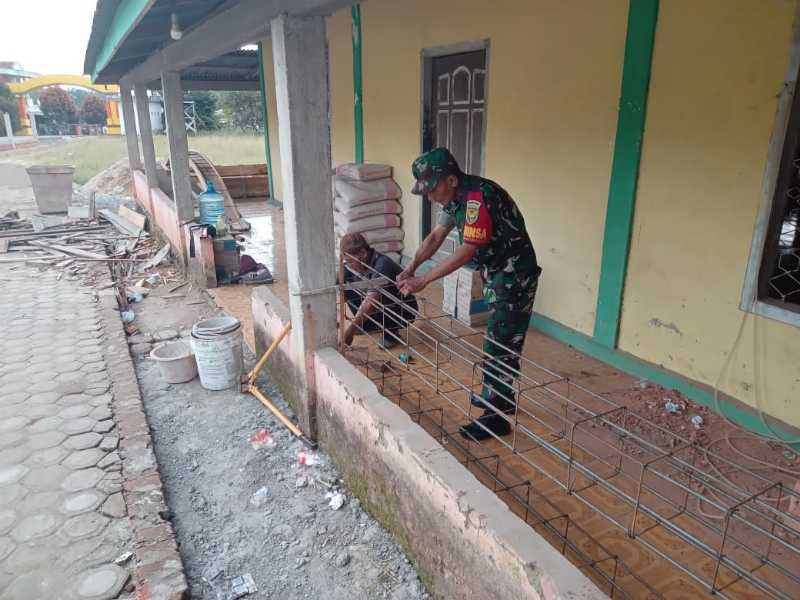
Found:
[465,199,481,224]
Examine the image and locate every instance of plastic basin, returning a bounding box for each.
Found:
[150,341,198,384]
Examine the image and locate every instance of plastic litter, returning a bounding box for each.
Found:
[690,415,703,429]
[326,491,346,510]
[121,309,135,324]
[298,452,321,466]
[126,289,144,303]
[399,352,413,364]
[146,273,161,286]
[114,551,133,565]
[250,429,277,451]
[664,400,681,415]
[218,573,258,600]
[250,486,269,508]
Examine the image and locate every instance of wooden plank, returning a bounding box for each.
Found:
[0,256,57,264]
[137,243,170,272]
[0,225,109,239]
[29,240,107,260]
[216,164,267,176]
[118,206,147,230]
[98,209,143,237]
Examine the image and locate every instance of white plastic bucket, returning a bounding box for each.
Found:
[150,341,198,384]
[190,316,243,390]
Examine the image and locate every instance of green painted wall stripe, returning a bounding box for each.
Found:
[532,313,799,447]
[91,0,154,81]
[593,0,659,348]
[257,42,276,203]
[351,4,365,163]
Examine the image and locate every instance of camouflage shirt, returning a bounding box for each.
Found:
[438,174,540,281]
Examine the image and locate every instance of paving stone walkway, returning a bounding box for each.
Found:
[0,264,134,600]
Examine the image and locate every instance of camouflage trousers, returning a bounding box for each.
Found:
[474,269,539,414]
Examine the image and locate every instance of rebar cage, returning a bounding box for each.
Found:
[337,254,800,599]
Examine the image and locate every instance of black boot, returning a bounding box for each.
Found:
[470,393,516,415]
[459,412,512,441]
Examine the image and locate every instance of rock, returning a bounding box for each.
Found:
[335,551,351,568]
[153,329,178,342]
[272,524,293,540]
[362,524,380,544]
[126,334,153,345]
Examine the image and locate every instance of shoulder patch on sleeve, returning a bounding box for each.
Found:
[463,191,492,245]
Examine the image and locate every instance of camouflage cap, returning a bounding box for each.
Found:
[411,147,461,195]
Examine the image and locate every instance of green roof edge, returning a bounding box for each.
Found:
[88,0,155,82]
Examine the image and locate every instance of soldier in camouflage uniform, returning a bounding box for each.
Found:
[398,147,541,440]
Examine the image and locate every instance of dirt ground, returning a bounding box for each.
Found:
[124,280,428,600]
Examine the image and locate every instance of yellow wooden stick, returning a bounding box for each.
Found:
[247,321,292,383]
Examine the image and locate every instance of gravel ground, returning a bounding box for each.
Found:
[128,288,428,600]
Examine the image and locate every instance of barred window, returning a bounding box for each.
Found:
[758,76,800,313]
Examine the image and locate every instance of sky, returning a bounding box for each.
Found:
[1,0,98,75]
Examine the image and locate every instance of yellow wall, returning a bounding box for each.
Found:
[261,0,800,427]
[332,0,628,335]
[261,14,355,202]
[260,38,284,203]
[619,0,800,426]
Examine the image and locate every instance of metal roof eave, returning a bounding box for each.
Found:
[84,0,156,82]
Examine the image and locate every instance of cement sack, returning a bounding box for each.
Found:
[371,240,404,254]
[334,197,402,220]
[335,162,393,181]
[363,227,404,245]
[334,177,401,207]
[334,212,401,234]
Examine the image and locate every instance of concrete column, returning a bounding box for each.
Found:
[271,13,337,439]
[119,86,141,169]
[161,71,194,223]
[133,83,158,189]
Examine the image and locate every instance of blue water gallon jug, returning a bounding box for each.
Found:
[198,181,225,226]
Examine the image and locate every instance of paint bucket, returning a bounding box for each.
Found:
[190,316,243,390]
[149,340,198,384]
[26,165,74,214]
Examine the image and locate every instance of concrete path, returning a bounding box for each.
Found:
[0,264,134,599]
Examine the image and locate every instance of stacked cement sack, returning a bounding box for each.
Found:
[333,163,404,257]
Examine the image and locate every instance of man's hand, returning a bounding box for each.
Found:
[397,265,415,283]
[399,275,427,296]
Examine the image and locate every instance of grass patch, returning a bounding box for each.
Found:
[7,132,267,185]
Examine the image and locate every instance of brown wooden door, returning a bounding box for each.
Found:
[423,49,487,256]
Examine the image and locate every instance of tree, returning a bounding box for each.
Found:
[0,83,20,136]
[215,91,263,132]
[80,95,108,125]
[40,87,78,131]
[68,88,89,112]
[185,91,219,131]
